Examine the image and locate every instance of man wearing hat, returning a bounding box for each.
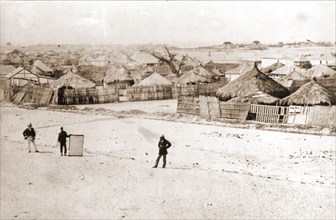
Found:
[23,123,39,153]
[153,135,172,168]
[58,127,70,156]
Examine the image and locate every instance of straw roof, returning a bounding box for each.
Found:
[225,62,253,74]
[104,67,133,84]
[279,80,336,106]
[138,72,172,86]
[176,67,214,84]
[303,64,336,78]
[32,60,53,73]
[271,65,305,76]
[294,55,309,62]
[182,56,202,67]
[226,91,279,105]
[130,53,158,64]
[216,64,290,101]
[320,52,336,62]
[261,61,285,74]
[50,73,96,89]
[0,65,15,76]
[277,69,308,87]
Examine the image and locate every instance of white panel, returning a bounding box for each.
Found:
[69,135,84,156]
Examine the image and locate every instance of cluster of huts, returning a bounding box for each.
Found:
[1,49,335,126]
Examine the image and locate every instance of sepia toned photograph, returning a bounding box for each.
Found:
[0,1,335,219]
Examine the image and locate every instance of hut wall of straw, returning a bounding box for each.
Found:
[219,103,250,120]
[199,96,221,118]
[173,81,228,98]
[60,86,119,105]
[307,105,336,127]
[0,78,12,101]
[126,85,173,101]
[176,95,200,115]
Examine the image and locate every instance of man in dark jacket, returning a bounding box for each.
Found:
[58,127,70,156]
[23,123,39,153]
[153,135,171,168]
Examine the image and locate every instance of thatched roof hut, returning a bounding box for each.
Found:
[50,72,96,89]
[271,65,305,76]
[138,72,172,86]
[216,63,290,101]
[303,64,336,78]
[226,91,279,105]
[104,67,133,84]
[279,80,336,106]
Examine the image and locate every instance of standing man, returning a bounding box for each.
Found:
[153,135,171,168]
[23,123,39,153]
[58,127,70,156]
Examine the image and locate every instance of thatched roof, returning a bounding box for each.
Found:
[320,52,336,62]
[277,69,308,87]
[182,56,202,67]
[225,62,253,75]
[216,64,290,101]
[294,55,309,62]
[303,64,336,78]
[261,61,285,74]
[271,65,305,76]
[32,60,53,73]
[50,73,96,89]
[176,67,214,84]
[279,80,336,106]
[0,65,15,76]
[138,72,172,86]
[130,53,158,64]
[104,67,133,84]
[226,91,279,105]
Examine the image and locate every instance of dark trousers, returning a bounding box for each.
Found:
[154,154,166,168]
[60,142,67,155]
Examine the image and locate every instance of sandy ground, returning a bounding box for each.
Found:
[1,104,335,219]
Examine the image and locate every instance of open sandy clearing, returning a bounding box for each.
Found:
[1,106,335,219]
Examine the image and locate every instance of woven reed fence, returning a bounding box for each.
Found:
[60,87,119,105]
[176,95,200,115]
[199,96,221,118]
[23,87,54,105]
[173,81,228,98]
[307,105,336,127]
[126,85,173,101]
[249,104,289,123]
[219,103,250,120]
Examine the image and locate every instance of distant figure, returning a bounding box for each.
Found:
[153,135,172,168]
[23,123,39,153]
[58,127,70,156]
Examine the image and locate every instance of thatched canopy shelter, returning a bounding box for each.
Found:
[138,72,172,86]
[303,64,336,78]
[279,80,336,106]
[216,64,290,101]
[50,72,96,89]
[226,91,279,105]
[104,67,133,84]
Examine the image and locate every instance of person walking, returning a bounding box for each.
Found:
[153,135,171,168]
[23,123,39,153]
[58,127,70,156]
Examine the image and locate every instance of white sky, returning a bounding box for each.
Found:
[1,1,335,47]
